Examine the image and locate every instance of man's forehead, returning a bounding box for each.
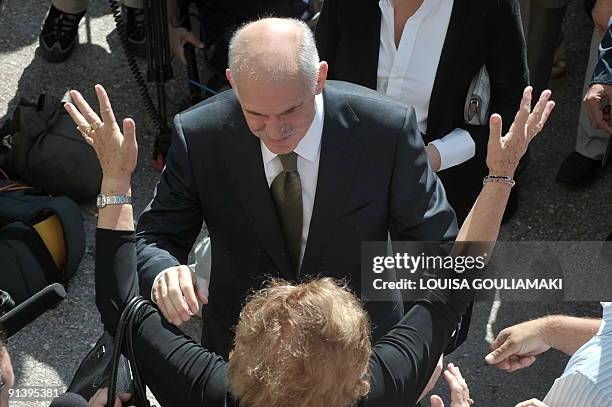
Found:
[236,80,312,115]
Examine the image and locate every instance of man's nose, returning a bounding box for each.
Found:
[266,117,284,138]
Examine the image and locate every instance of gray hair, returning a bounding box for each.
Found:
[228,18,320,91]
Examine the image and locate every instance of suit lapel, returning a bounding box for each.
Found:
[222,104,294,280]
[425,0,470,142]
[301,85,361,276]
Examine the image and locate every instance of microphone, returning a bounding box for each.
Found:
[0,283,66,338]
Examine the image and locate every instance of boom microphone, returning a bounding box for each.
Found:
[0,283,66,338]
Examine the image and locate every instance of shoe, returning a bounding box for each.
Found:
[556,151,600,187]
[123,6,146,58]
[39,5,85,63]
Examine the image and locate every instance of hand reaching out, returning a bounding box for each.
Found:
[485,318,552,372]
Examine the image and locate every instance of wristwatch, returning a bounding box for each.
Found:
[96,194,132,208]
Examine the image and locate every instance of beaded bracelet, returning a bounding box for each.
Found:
[483,175,515,187]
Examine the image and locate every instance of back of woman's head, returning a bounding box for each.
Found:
[228,278,372,407]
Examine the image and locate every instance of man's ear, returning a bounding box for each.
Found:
[226,68,234,88]
[315,61,328,95]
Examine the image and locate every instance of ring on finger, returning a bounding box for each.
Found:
[89,121,102,131]
[76,124,93,137]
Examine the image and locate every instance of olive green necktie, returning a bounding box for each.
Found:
[270,152,303,272]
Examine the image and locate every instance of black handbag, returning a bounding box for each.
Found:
[67,296,154,406]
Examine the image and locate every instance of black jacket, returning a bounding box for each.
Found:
[315,0,528,222]
[135,81,458,358]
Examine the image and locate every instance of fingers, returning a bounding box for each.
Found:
[64,102,94,143]
[585,98,612,133]
[488,113,503,150]
[179,267,200,315]
[165,269,192,325]
[122,118,138,153]
[527,90,555,142]
[514,86,533,138]
[69,89,101,125]
[494,354,536,372]
[95,84,117,126]
[485,331,516,365]
[114,393,132,407]
[430,395,445,407]
[154,266,195,325]
[183,30,204,49]
[515,398,549,407]
[194,275,209,305]
[175,29,204,64]
[537,101,556,137]
[89,388,107,407]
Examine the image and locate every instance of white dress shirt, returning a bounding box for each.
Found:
[543,302,612,407]
[261,92,324,266]
[377,0,475,171]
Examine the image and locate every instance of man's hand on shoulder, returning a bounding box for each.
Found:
[152,265,208,326]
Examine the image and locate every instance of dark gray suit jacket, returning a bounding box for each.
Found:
[135,80,458,358]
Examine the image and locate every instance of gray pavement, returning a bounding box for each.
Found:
[0,0,610,406]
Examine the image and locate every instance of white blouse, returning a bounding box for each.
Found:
[377,0,475,171]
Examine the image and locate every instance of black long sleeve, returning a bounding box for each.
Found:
[96,229,465,407]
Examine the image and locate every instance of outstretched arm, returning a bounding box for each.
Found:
[65,85,229,406]
[365,87,555,406]
[485,315,602,372]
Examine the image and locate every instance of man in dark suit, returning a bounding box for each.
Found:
[135,17,459,359]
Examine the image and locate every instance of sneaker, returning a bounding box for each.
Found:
[556,151,600,187]
[123,6,146,58]
[39,5,85,63]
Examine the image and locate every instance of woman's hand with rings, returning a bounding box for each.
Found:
[64,84,138,183]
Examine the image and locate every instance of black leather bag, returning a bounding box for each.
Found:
[68,297,154,406]
[0,94,102,202]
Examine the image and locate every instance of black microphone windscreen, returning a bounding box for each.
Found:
[49,393,89,407]
[0,283,66,338]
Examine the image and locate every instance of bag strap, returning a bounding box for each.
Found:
[125,299,153,406]
[108,296,154,407]
[0,168,31,193]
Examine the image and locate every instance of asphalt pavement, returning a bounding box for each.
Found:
[0,1,610,406]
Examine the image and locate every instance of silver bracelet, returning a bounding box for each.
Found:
[483,175,515,187]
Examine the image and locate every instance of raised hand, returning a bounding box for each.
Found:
[430,363,473,407]
[64,84,138,182]
[486,87,555,177]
